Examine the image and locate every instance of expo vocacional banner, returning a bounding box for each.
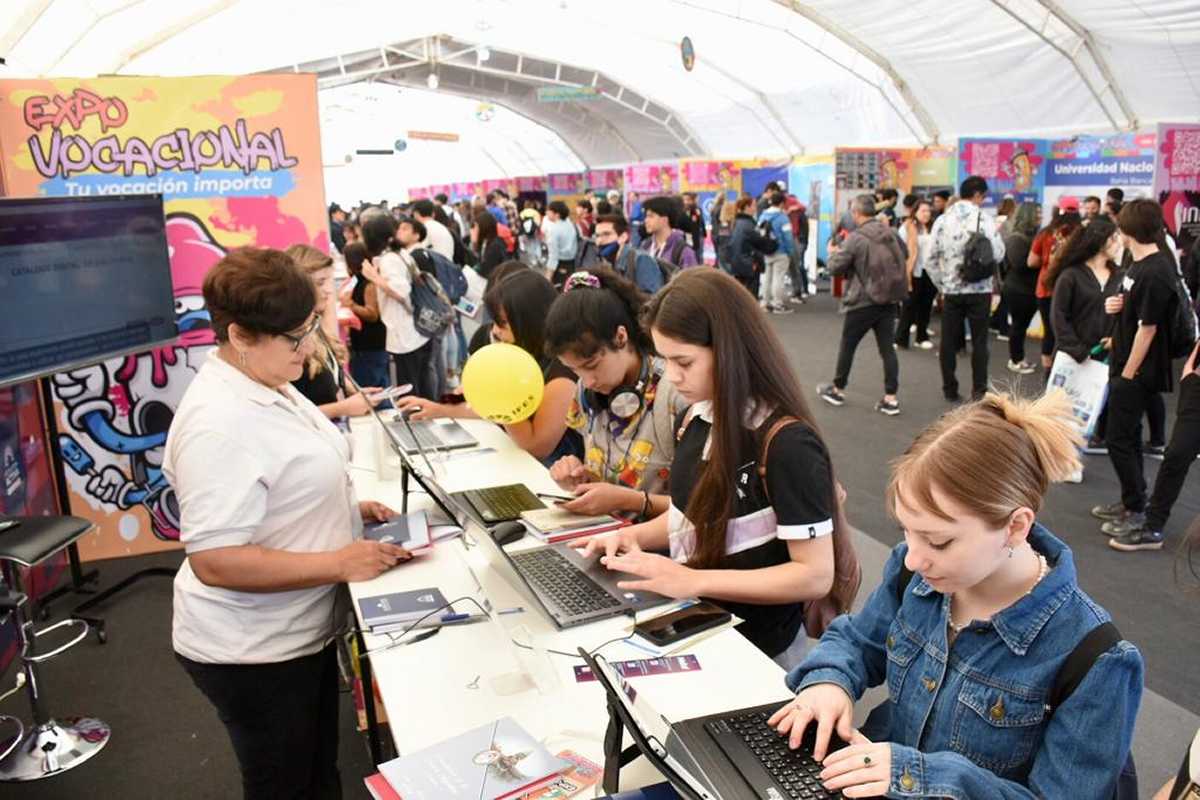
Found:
[0,75,329,561]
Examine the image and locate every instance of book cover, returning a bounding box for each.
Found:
[378,716,571,800]
[520,507,616,533]
[364,772,402,800]
[358,587,448,629]
[517,750,602,799]
[363,510,431,552]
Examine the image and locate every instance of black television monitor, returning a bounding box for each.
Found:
[0,194,178,389]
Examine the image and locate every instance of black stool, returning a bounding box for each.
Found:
[0,515,110,781]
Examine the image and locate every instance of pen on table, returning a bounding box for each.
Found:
[439,607,524,624]
[536,492,575,503]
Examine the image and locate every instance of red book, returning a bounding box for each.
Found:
[364,772,401,800]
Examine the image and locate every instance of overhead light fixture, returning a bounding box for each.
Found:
[427,72,439,90]
[478,46,490,62]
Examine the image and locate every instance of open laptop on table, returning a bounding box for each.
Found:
[580,649,847,800]
[386,413,479,455]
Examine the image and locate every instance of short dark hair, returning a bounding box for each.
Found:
[595,214,628,236]
[1084,196,1102,206]
[879,188,898,202]
[576,199,593,213]
[595,200,613,215]
[411,199,435,218]
[1107,187,1125,203]
[764,181,781,193]
[548,200,571,219]
[399,217,427,241]
[1117,198,1164,245]
[769,191,786,208]
[433,193,448,204]
[933,190,952,201]
[484,269,558,359]
[203,248,315,343]
[902,193,919,211]
[642,195,679,225]
[959,175,988,200]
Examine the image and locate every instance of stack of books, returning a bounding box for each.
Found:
[358,587,449,635]
[364,716,593,800]
[518,507,628,544]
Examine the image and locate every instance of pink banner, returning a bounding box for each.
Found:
[451,181,478,199]
[585,169,624,190]
[427,183,452,199]
[624,162,679,194]
[516,175,548,192]
[480,178,508,194]
[1155,122,1200,252]
[548,172,584,195]
[408,186,431,199]
[680,160,740,191]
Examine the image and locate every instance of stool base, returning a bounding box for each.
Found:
[0,716,110,781]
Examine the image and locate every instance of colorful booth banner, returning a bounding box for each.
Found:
[624,162,679,195]
[451,181,478,200]
[427,183,452,199]
[789,154,836,262]
[680,160,741,192]
[911,146,957,196]
[480,178,509,195]
[408,186,431,200]
[1154,123,1200,253]
[1044,133,1156,223]
[585,169,624,191]
[547,172,584,195]
[516,175,548,193]
[0,75,328,561]
[958,138,1047,206]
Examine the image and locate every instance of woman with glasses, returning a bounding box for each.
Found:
[166,247,411,799]
[285,244,383,418]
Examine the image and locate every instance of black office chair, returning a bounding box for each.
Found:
[0,516,110,781]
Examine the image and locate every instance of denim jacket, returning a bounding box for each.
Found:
[785,526,1143,799]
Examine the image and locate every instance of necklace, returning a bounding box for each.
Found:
[947,552,1049,634]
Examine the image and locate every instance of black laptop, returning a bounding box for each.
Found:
[580,649,847,800]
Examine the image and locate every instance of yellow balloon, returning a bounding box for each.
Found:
[461,343,545,424]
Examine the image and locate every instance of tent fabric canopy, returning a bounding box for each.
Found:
[4,0,1199,182]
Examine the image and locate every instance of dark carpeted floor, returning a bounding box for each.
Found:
[3,288,1198,798]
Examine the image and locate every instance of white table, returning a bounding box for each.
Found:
[346,416,796,794]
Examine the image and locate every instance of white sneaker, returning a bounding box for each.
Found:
[1064,468,1084,484]
[915,340,934,350]
[1007,360,1036,375]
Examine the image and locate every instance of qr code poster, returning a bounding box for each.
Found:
[1155,123,1200,253]
[958,138,1048,206]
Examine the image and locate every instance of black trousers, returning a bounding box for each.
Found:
[939,293,991,398]
[1106,377,1157,512]
[1095,391,1166,446]
[178,644,342,800]
[896,272,937,346]
[1146,373,1200,531]
[990,293,1010,335]
[1037,297,1056,357]
[1003,290,1038,364]
[392,339,433,398]
[834,304,899,395]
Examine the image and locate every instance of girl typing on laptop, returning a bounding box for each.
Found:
[542,269,687,520]
[575,270,854,668]
[769,391,1143,799]
[394,269,583,466]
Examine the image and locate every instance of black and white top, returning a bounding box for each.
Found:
[668,401,834,657]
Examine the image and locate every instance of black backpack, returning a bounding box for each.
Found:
[894,567,1138,799]
[1166,262,1199,359]
[960,212,998,283]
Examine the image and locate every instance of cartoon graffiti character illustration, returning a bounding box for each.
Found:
[616,439,655,488]
[1010,149,1034,193]
[52,213,222,542]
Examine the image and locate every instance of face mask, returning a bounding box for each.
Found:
[599,242,620,261]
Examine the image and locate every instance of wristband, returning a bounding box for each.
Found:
[639,490,651,519]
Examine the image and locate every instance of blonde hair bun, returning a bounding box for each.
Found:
[982,390,1083,483]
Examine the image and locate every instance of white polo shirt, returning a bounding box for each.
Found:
[421,217,456,261]
[376,250,429,355]
[165,352,361,664]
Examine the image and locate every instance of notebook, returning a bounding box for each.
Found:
[517,749,602,799]
[519,507,628,543]
[377,716,572,800]
[358,587,448,630]
[363,511,432,553]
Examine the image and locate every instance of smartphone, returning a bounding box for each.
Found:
[633,602,732,647]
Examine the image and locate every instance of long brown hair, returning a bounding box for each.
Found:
[642,270,856,610]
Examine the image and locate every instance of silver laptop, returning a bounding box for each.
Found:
[386,415,478,455]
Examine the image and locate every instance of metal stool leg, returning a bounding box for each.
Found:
[0,562,110,782]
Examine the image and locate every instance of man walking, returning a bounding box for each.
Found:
[817,194,909,416]
[926,176,1005,401]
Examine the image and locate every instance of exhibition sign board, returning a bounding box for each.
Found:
[1154,122,1200,252]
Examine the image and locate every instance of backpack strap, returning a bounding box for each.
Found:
[756,415,800,502]
[1047,621,1122,715]
[670,236,688,266]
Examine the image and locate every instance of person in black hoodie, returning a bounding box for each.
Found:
[727,194,776,297]
[1047,215,1124,365]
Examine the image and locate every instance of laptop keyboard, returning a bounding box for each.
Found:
[510,548,621,617]
[469,485,542,520]
[705,711,841,799]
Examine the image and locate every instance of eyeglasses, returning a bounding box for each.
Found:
[280,316,322,352]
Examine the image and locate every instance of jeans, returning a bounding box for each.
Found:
[1003,290,1038,363]
[1146,373,1200,531]
[1037,297,1056,357]
[896,272,937,346]
[789,244,809,296]
[178,644,342,800]
[349,349,389,391]
[763,252,791,307]
[834,304,899,395]
[392,339,433,398]
[1106,376,1156,512]
[939,293,991,398]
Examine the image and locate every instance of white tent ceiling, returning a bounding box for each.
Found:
[3,0,1199,182]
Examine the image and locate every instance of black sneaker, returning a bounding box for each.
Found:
[876,398,900,416]
[1091,501,1127,521]
[1145,443,1166,460]
[816,383,846,407]
[1108,526,1164,552]
[1101,512,1146,536]
[944,391,962,403]
[1082,437,1108,455]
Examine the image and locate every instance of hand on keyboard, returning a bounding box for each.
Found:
[816,731,890,797]
[768,684,855,759]
[599,548,698,600]
[573,528,640,559]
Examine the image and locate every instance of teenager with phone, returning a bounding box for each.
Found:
[575,269,853,666]
[769,390,1143,799]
